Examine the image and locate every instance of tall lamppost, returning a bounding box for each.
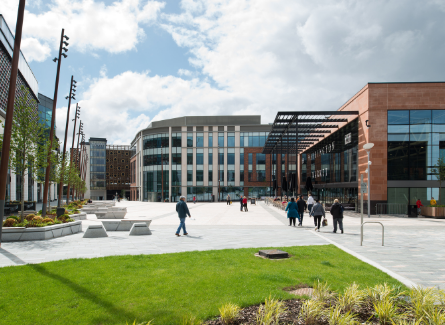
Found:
[161,145,163,202]
[66,104,80,203]
[42,29,70,217]
[363,143,374,218]
[0,0,27,246]
[57,76,76,207]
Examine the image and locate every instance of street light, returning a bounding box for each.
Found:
[363,142,374,218]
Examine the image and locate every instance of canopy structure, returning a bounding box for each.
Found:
[263,111,359,197]
[262,111,359,154]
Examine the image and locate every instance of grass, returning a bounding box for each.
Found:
[0,245,404,325]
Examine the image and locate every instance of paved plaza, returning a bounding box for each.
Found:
[1,201,444,289]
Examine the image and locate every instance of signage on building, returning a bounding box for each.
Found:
[345,133,351,145]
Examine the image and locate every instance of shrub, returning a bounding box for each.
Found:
[299,299,325,325]
[126,321,154,325]
[367,283,404,303]
[408,286,438,320]
[336,282,365,313]
[313,280,336,303]
[256,296,286,325]
[219,303,240,324]
[181,315,201,325]
[7,215,20,222]
[32,216,44,223]
[3,218,17,227]
[374,298,400,324]
[25,214,36,221]
[326,305,358,325]
[42,218,54,224]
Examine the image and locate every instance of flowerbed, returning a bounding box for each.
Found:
[2,213,75,228]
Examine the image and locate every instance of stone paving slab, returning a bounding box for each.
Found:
[2,201,445,289]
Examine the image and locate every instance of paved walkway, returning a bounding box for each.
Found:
[1,201,444,289]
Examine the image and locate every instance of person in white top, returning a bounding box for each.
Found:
[307,194,315,226]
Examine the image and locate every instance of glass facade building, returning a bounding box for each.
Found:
[89,138,107,198]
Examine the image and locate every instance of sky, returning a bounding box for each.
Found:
[1,0,445,149]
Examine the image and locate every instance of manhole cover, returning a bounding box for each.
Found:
[258,249,289,259]
[289,288,314,297]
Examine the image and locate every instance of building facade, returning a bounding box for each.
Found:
[106,144,131,200]
[299,82,445,213]
[130,116,285,202]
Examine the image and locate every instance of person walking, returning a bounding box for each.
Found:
[175,196,191,236]
[193,196,196,204]
[227,194,231,205]
[307,194,315,226]
[416,199,423,215]
[285,197,299,227]
[239,195,244,212]
[311,199,325,232]
[297,195,307,226]
[330,199,344,234]
[243,196,248,212]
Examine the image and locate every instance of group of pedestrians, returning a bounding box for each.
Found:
[284,194,344,233]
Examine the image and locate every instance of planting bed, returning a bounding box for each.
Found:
[1,220,82,241]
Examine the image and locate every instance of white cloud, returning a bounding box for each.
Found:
[2,0,165,55]
[20,37,51,62]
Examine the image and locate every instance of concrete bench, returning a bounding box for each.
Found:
[129,223,152,236]
[101,219,152,231]
[83,224,108,238]
[95,207,127,219]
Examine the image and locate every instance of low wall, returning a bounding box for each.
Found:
[1,221,82,242]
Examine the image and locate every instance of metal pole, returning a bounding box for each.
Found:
[367,151,371,218]
[42,29,66,217]
[57,76,74,207]
[65,104,79,203]
[0,0,27,246]
[73,123,82,200]
[161,145,163,202]
[360,174,364,245]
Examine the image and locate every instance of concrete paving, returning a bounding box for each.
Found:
[1,201,445,289]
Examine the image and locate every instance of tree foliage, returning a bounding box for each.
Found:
[432,156,445,205]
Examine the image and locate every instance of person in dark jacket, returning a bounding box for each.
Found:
[285,197,299,226]
[311,199,325,232]
[175,196,191,236]
[239,196,243,212]
[330,199,344,233]
[296,195,307,226]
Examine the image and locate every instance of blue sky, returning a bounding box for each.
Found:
[2,0,445,147]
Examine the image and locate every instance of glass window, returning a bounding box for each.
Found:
[187,133,193,147]
[172,133,181,147]
[227,133,235,147]
[256,153,266,165]
[218,133,224,147]
[240,170,244,184]
[187,170,193,182]
[240,149,244,165]
[227,152,235,164]
[196,153,203,165]
[172,170,181,186]
[209,150,213,165]
[240,133,244,147]
[388,110,409,125]
[196,170,203,182]
[196,133,204,147]
[187,152,193,164]
[208,133,213,147]
[248,153,252,164]
[208,170,213,183]
[388,125,409,134]
[433,110,445,124]
[218,149,224,165]
[410,110,431,125]
[257,170,266,182]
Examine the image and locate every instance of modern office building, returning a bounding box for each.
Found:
[295,82,445,213]
[0,15,54,203]
[83,138,132,200]
[130,116,277,202]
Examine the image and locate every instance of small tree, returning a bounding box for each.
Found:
[431,156,445,205]
[7,87,45,221]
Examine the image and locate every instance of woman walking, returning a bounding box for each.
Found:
[285,197,299,227]
[243,196,248,212]
[311,199,325,232]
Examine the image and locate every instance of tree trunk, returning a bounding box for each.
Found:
[440,182,442,206]
[20,172,25,223]
[48,183,51,213]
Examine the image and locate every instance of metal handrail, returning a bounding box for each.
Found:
[361,221,384,246]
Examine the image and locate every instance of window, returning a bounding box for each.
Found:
[187,150,193,165]
[187,170,193,182]
[208,149,213,165]
[218,132,224,147]
[227,132,235,147]
[196,170,203,182]
[240,170,244,185]
[172,170,181,186]
[218,149,224,165]
[172,133,181,147]
[196,133,204,147]
[208,133,213,147]
[257,170,266,182]
[256,154,266,165]
[240,148,244,164]
[227,148,235,164]
[196,151,204,165]
[248,153,253,164]
[208,169,213,184]
[172,153,181,165]
[187,133,193,147]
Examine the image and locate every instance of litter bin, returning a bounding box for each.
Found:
[408,205,418,218]
[57,207,66,217]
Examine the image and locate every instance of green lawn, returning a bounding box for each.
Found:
[0,245,403,324]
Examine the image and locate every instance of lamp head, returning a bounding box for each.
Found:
[53,58,58,62]
[363,143,374,151]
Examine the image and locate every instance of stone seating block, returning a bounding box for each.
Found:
[95,212,108,219]
[101,219,152,231]
[129,223,152,236]
[83,224,108,238]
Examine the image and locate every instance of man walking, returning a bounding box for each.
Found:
[175,196,191,236]
[239,195,243,212]
[227,194,231,205]
[307,194,315,226]
[297,195,307,226]
[330,199,344,233]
